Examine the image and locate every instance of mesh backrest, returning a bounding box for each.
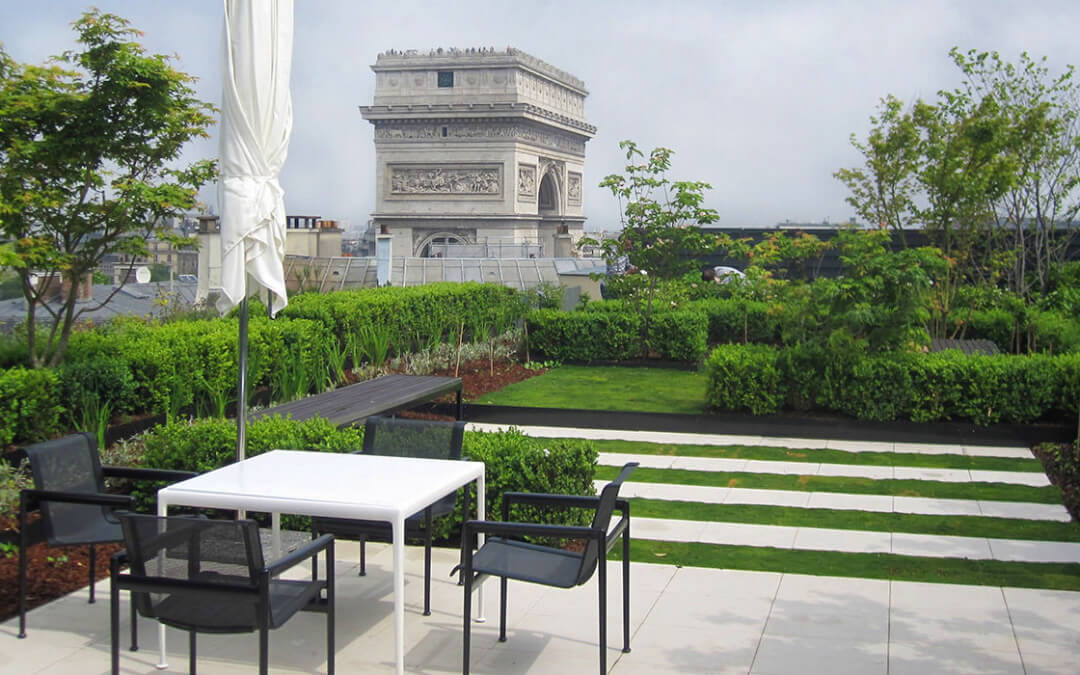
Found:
[25,433,108,543]
[576,462,638,585]
[119,513,263,622]
[363,416,465,461]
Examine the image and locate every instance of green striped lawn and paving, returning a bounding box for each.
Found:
[590,439,1042,472]
[594,465,1062,503]
[630,498,1080,542]
[613,540,1080,592]
[474,365,707,414]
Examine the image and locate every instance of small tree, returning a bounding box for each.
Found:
[0,10,216,367]
[583,140,718,353]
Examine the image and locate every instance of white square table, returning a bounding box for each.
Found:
[155,450,486,675]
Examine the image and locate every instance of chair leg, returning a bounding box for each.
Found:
[17,496,28,638]
[499,577,508,642]
[88,543,96,603]
[423,507,432,616]
[462,557,472,674]
[327,542,336,675]
[259,627,269,675]
[130,596,138,651]
[110,570,120,674]
[359,538,366,576]
[622,529,631,653]
[599,555,607,675]
[190,631,198,675]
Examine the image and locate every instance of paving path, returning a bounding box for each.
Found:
[469,423,1077,567]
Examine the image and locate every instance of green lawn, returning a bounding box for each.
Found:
[631,498,1080,541]
[617,540,1080,591]
[594,465,1062,503]
[474,365,707,414]
[590,438,1042,472]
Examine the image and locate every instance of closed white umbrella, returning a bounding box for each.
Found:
[218,0,293,463]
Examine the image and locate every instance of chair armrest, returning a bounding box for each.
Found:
[265,534,334,577]
[21,488,135,511]
[463,519,603,542]
[503,492,600,510]
[103,466,197,483]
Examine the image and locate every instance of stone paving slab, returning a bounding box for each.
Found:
[632,516,1080,563]
[6,545,1080,674]
[467,423,1034,458]
[600,452,1049,486]
[610,480,1070,521]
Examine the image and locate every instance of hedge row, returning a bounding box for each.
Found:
[0,283,525,446]
[281,282,525,356]
[0,368,63,446]
[526,306,709,363]
[704,343,1080,426]
[131,417,597,538]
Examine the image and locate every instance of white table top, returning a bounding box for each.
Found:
[158,449,484,522]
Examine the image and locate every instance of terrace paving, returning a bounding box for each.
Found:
[4,543,1078,674]
[4,425,1078,672]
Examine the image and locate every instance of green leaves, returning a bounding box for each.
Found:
[0,9,216,368]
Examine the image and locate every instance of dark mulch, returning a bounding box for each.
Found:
[1033,440,1080,521]
[0,356,545,624]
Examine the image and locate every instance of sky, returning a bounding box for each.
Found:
[3,1,1080,233]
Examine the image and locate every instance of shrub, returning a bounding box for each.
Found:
[0,367,63,446]
[687,298,775,344]
[703,344,785,414]
[459,427,598,538]
[649,310,708,362]
[526,309,643,362]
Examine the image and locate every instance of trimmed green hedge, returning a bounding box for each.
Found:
[282,282,524,357]
[703,344,785,415]
[0,368,63,446]
[650,310,708,362]
[132,417,597,540]
[686,298,776,345]
[526,309,643,362]
[704,343,1080,426]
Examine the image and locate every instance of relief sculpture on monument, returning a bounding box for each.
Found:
[390,166,501,195]
[518,165,537,199]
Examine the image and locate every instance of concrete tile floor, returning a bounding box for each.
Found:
[4,543,1079,674]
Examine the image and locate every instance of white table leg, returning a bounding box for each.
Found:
[156,499,168,670]
[476,470,486,622]
[271,512,281,559]
[392,515,405,675]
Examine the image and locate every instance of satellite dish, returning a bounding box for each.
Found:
[135,267,151,284]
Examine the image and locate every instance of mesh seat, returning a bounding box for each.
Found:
[459,462,638,675]
[310,415,466,615]
[17,432,195,639]
[111,513,335,675]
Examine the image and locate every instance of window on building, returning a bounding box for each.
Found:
[437,71,454,88]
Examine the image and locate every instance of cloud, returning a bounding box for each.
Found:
[3,0,1080,231]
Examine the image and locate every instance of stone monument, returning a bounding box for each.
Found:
[359,47,595,258]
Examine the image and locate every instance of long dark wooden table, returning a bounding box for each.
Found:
[252,374,463,427]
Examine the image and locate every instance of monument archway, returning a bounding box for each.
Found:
[538,171,560,216]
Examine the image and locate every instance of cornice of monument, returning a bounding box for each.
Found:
[359,101,597,136]
[373,47,588,95]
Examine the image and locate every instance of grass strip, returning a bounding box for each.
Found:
[594,465,1062,504]
[613,540,1080,591]
[630,498,1080,542]
[474,365,707,415]
[590,438,1041,473]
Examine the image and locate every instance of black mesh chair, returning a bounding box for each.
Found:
[110,513,335,675]
[17,432,196,638]
[310,415,467,615]
[458,462,638,675]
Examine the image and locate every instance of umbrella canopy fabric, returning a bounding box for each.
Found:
[218,0,293,317]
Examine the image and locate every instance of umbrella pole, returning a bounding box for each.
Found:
[237,295,248,462]
[236,296,249,520]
